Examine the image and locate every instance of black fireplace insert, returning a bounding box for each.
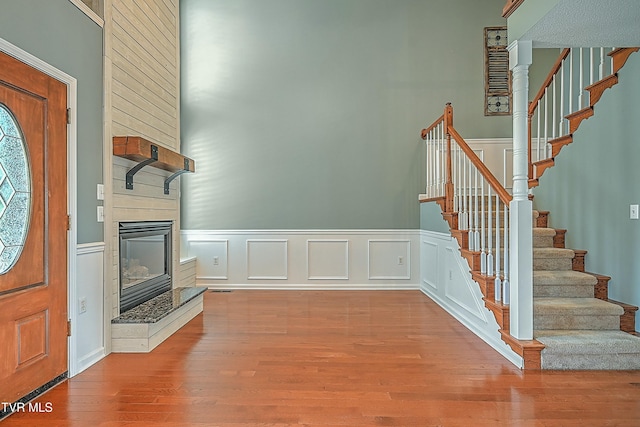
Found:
[119,221,172,312]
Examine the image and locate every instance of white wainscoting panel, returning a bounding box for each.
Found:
[186,239,228,279]
[247,240,289,280]
[368,240,411,280]
[419,230,521,368]
[443,246,486,321]
[466,138,513,191]
[73,242,106,375]
[421,240,438,291]
[181,230,420,289]
[307,240,349,280]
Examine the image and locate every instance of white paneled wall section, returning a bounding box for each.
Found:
[419,230,521,367]
[181,230,420,290]
[71,242,106,376]
[464,138,514,190]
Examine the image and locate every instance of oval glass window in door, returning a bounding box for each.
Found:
[0,104,32,274]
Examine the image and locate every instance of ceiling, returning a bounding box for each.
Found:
[519,0,640,48]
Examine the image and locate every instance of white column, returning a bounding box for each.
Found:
[508,40,533,340]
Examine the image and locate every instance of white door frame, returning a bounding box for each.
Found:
[0,38,81,377]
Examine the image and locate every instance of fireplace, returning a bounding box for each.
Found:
[119,221,172,312]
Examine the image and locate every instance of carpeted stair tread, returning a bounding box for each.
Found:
[533,270,598,286]
[534,297,624,316]
[535,330,640,353]
[532,228,557,237]
[534,270,598,298]
[534,331,640,370]
[533,248,575,258]
[533,248,575,271]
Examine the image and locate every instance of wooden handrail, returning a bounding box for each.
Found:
[420,114,445,139]
[528,48,571,115]
[448,126,513,205]
[502,0,526,18]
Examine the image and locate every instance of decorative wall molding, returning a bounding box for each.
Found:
[419,230,521,367]
[307,240,349,280]
[368,239,411,280]
[185,239,228,279]
[247,239,289,280]
[465,138,514,190]
[181,230,420,290]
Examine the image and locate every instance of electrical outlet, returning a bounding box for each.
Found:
[97,206,104,222]
[631,204,639,220]
[79,297,87,314]
[213,256,219,266]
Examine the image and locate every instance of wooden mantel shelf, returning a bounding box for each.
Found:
[113,136,195,193]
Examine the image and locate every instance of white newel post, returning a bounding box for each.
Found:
[508,40,534,340]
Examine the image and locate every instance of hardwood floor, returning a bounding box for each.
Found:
[4,290,640,426]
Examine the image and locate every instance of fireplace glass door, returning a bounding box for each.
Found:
[119,221,172,312]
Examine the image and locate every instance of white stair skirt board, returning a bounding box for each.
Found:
[419,230,523,368]
[181,230,421,290]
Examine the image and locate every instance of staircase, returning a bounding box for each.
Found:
[532,211,640,369]
[419,46,640,369]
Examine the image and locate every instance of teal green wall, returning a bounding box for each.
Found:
[420,202,450,233]
[0,0,104,244]
[532,52,640,330]
[180,0,510,230]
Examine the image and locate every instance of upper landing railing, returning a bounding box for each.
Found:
[527,47,638,185]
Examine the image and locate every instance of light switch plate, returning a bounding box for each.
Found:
[97,183,104,201]
[631,204,639,220]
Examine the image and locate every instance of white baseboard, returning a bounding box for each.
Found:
[75,346,106,375]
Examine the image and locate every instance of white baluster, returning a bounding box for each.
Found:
[536,99,541,163]
[494,193,501,303]
[425,132,432,197]
[487,187,494,276]
[463,154,468,230]
[559,56,565,135]
[552,74,557,141]
[569,48,573,114]
[474,165,480,251]
[458,145,462,217]
[468,158,474,250]
[589,47,594,86]
[503,202,510,305]
[578,48,584,109]
[610,47,615,77]
[543,88,548,163]
[439,124,443,196]
[599,47,605,80]
[480,177,487,274]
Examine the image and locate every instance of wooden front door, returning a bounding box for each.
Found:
[0,52,68,405]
